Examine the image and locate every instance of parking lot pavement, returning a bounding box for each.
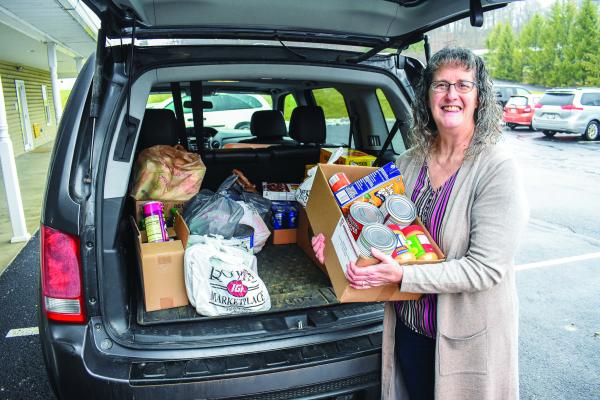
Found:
[0,140,53,275]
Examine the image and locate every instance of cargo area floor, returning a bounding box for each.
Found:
[137,244,338,326]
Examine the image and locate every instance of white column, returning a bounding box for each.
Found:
[75,57,83,73]
[0,77,31,243]
[47,42,63,124]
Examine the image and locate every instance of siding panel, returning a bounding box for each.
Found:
[0,60,58,156]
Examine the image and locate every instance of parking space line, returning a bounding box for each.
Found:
[5,327,39,338]
[516,251,600,271]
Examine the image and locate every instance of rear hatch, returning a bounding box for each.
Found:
[536,91,578,121]
[82,0,514,348]
[85,0,512,48]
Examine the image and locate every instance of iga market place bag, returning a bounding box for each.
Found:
[184,235,271,316]
[131,144,206,201]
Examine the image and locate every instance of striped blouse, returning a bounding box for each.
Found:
[395,161,460,338]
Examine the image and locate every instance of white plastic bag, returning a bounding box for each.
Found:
[184,235,271,316]
[237,201,271,254]
[295,147,345,207]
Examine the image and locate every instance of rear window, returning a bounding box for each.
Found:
[506,96,528,107]
[313,88,349,145]
[539,93,575,106]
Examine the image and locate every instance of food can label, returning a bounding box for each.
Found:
[145,215,166,243]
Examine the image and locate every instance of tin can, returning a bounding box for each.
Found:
[381,195,417,228]
[347,202,384,240]
[233,224,255,253]
[356,223,397,259]
[329,172,351,193]
[272,209,284,229]
[287,208,298,228]
[143,201,169,243]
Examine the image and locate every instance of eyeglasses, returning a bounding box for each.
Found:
[430,80,477,93]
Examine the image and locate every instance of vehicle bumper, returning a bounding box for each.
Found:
[503,113,533,125]
[532,117,585,134]
[41,318,382,400]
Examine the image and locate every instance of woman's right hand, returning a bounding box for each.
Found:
[311,233,326,264]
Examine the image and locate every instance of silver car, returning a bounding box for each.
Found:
[532,88,600,140]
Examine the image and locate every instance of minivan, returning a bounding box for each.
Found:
[532,88,600,140]
[38,1,516,399]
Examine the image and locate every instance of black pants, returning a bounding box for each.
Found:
[394,318,436,400]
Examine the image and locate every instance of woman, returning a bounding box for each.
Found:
[312,47,528,400]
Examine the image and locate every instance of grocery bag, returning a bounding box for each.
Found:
[184,235,271,316]
[295,147,345,207]
[131,145,206,201]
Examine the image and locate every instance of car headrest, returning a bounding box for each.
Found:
[138,109,179,150]
[250,110,287,138]
[288,106,326,144]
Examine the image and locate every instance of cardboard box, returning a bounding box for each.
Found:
[262,182,300,201]
[319,148,376,166]
[306,164,445,302]
[333,162,405,214]
[131,213,190,312]
[133,198,186,224]
[296,207,327,275]
[272,228,297,245]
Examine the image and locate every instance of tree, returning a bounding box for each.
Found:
[493,23,522,81]
[519,13,545,84]
[569,0,600,85]
[540,0,578,86]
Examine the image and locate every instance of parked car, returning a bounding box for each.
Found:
[149,93,271,130]
[502,94,540,130]
[494,84,532,107]
[38,1,517,399]
[532,88,600,140]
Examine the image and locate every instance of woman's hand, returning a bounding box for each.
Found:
[311,233,326,264]
[346,248,404,289]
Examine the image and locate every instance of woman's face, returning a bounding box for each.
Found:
[428,64,478,136]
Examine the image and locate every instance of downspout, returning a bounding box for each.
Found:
[0,77,31,243]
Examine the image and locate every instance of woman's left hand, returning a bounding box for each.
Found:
[345,248,404,289]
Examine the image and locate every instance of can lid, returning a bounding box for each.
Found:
[401,224,423,237]
[350,202,384,225]
[385,195,416,222]
[361,224,397,252]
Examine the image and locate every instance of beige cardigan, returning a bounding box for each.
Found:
[382,143,529,400]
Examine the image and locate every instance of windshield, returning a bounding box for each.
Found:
[506,96,528,106]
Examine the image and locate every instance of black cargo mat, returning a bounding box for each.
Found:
[137,244,338,326]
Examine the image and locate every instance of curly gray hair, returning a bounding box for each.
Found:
[409,47,502,159]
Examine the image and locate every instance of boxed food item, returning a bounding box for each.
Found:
[296,207,326,274]
[333,162,405,214]
[271,201,299,245]
[131,212,190,312]
[262,182,300,201]
[306,164,444,302]
[319,148,376,166]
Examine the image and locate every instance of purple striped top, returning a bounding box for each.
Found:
[395,161,460,338]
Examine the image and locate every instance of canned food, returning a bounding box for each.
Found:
[287,208,298,228]
[329,172,351,193]
[347,202,384,240]
[233,224,254,253]
[356,223,397,259]
[143,201,169,243]
[272,209,284,229]
[381,195,417,228]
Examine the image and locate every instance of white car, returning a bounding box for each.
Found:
[150,93,271,129]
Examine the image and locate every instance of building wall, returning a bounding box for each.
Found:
[0,60,58,156]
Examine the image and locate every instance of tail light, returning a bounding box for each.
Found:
[534,103,542,108]
[41,225,86,323]
[523,106,532,113]
[561,104,583,111]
